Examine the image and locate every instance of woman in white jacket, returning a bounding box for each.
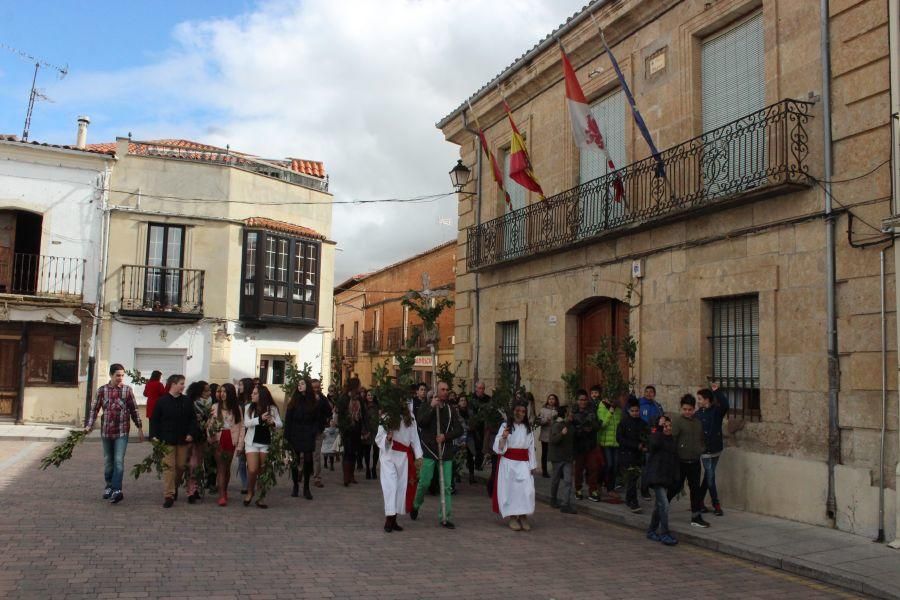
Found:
[242,384,282,508]
[492,401,537,531]
[375,404,422,533]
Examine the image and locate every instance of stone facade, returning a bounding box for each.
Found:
[333,241,456,389]
[438,0,895,539]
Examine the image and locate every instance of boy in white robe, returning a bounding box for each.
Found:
[375,405,423,532]
[492,401,537,531]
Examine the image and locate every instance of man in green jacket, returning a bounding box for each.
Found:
[596,387,623,501]
[411,381,463,528]
[670,394,710,528]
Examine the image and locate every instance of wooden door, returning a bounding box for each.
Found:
[0,337,21,417]
[0,213,16,293]
[579,299,629,391]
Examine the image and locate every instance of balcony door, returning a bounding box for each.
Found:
[578,89,626,236]
[701,12,765,197]
[145,224,184,309]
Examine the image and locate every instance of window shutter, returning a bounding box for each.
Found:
[579,90,626,184]
[26,333,53,384]
[503,151,528,212]
[701,12,765,132]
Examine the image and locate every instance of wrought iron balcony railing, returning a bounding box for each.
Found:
[0,253,85,298]
[345,337,357,358]
[119,264,205,317]
[362,330,381,353]
[467,99,813,271]
[387,327,402,351]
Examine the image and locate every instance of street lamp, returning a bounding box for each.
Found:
[449,159,471,193]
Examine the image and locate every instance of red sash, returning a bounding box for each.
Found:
[392,440,417,513]
[491,447,530,514]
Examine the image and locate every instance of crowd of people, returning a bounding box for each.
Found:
[85,363,731,546]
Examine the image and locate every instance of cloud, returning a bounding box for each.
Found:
[53,0,587,281]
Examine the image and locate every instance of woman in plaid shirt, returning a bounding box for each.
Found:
[84,363,144,504]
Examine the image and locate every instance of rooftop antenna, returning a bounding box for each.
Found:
[1,42,69,141]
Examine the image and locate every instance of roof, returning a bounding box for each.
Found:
[85,138,326,178]
[244,217,324,240]
[0,134,116,157]
[334,239,457,293]
[436,0,605,129]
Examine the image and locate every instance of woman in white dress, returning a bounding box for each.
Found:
[492,401,537,531]
[375,404,423,533]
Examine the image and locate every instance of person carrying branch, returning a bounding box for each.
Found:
[375,403,423,532]
[410,381,462,528]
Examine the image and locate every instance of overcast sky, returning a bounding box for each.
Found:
[0,0,586,282]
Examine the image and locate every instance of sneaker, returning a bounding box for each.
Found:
[440,521,455,530]
[614,484,624,492]
[660,533,679,546]
[163,497,175,508]
[699,505,710,514]
[588,492,601,503]
[713,503,724,516]
[188,492,200,504]
[409,508,419,521]
[691,516,711,528]
[560,506,577,514]
[646,530,661,542]
[640,491,652,501]
[575,491,584,501]
[102,487,113,500]
[550,499,560,509]
[109,490,124,504]
[628,503,643,514]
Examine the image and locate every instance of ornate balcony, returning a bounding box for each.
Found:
[467,99,813,271]
[119,265,205,318]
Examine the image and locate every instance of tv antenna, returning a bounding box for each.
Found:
[1,43,69,141]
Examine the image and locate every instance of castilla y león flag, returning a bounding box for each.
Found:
[502,98,545,200]
[560,46,624,202]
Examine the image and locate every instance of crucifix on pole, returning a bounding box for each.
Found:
[402,272,454,524]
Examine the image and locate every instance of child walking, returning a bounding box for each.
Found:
[645,416,679,545]
[549,406,576,514]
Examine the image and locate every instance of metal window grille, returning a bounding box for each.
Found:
[499,321,519,383]
[710,295,760,420]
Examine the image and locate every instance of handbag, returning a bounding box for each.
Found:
[219,428,235,453]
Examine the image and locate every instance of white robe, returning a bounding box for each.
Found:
[492,422,537,518]
[376,419,423,516]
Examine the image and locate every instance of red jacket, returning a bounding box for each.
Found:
[143,379,166,419]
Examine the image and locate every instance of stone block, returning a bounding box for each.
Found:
[784,251,826,289]
[671,249,686,273]
[747,230,779,256]
[792,221,821,253]
[846,351,895,391]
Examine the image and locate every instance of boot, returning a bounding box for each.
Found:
[290,467,299,497]
[342,462,352,487]
[303,469,313,500]
[384,517,393,533]
[391,515,403,532]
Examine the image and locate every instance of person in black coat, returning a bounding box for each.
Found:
[616,397,649,512]
[150,374,200,508]
[285,379,321,500]
[644,416,679,546]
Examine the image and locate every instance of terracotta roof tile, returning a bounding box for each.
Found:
[85,139,327,178]
[1,134,115,157]
[244,217,324,240]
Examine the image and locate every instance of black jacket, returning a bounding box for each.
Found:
[285,397,321,455]
[150,393,199,445]
[616,415,649,469]
[548,419,575,463]
[643,431,679,489]
[572,406,599,454]
[696,389,730,454]
[417,401,463,461]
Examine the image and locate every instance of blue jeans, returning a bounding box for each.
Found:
[603,446,618,492]
[699,455,720,505]
[648,485,670,535]
[102,436,129,491]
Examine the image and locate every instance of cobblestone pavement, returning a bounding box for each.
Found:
[0,440,861,600]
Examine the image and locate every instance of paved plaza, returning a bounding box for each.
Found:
[0,439,867,599]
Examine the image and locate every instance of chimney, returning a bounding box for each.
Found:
[75,115,90,149]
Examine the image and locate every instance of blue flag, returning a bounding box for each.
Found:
[600,30,666,178]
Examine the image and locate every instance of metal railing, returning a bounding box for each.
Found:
[120,264,205,316]
[467,99,813,270]
[0,253,85,297]
[387,327,402,351]
[344,337,357,358]
[362,330,381,353]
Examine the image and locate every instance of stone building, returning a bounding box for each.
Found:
[333,240,456,389]
[438,0,896,540]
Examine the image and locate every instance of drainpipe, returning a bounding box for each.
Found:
[878,246,890,542]
[84,165,112,421]
[821,0,840,523]
[462,111,483,384]
[888,0,900,549]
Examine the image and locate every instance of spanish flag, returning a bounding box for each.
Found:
[502,98,545,200]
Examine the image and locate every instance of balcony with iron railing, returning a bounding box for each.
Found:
[119,265,205,318]
[345,337,357,358]
[0,253,85,299]
[362,330,381,353]
[467,99,813,271]
[387,327,402,352]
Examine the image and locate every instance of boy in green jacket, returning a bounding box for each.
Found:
[596,389,623,501]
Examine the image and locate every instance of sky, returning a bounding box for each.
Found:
[0,0,587,282]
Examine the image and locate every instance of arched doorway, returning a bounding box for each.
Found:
[577,298,629,391]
